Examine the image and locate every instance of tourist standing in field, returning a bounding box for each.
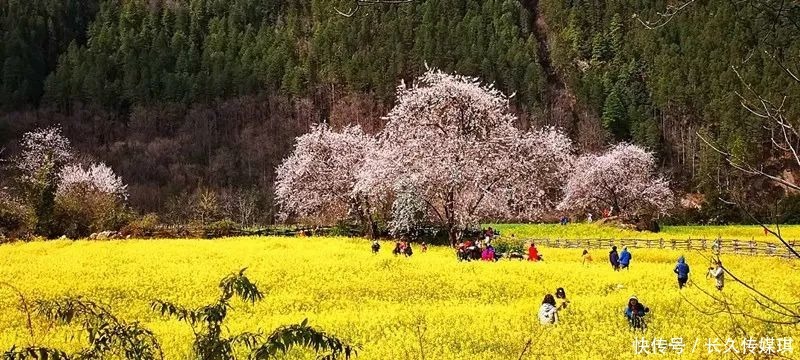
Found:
[528,242,540,261]
[707,260,724,291]
[624,295,649,330]
[538,294,560,325]
[674,256,690,289]
[421,242,428,252]
[587,213,593,223]
[582,249,592,265]
[371,240,380,254]
[555,288,569,310]
[481,245,495,261]
[619,247,632,269]
[609,246,620,271]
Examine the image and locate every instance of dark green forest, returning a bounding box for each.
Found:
[1,0,798,225]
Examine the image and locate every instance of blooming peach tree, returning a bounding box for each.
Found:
[15,126,73,190]
[54,162,129,237]
[558,143,674,219]
[12,126,74,234]
[355,69,574,244]
[275,124,376,229]
[56,162,129,200]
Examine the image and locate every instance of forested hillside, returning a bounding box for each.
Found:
[1,0,798,224]
[538,0,800,206]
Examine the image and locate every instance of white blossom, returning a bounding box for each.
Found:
[558,143,674,217]
[57,162,128,200]
[274,124,375,224]
[15,126,73,188]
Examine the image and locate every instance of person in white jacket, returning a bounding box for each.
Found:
[707,260,725,291]
[538,294,559,325]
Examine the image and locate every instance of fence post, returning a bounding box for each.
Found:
[659,238,664,249]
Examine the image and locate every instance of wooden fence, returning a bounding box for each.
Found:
[124,225,360,239]
[518,238,798,258]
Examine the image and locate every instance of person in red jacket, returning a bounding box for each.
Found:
[528,243,540,261]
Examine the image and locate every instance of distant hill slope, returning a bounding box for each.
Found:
[1,0,798,222]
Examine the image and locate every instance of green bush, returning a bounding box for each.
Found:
[52,188,129,238]
[329,222,361,237]
[121,213,161,237]
[204,219,239,238]
[778,194,800,224]
[0,193,36,241]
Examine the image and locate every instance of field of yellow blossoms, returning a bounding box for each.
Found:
[0,236,798,359]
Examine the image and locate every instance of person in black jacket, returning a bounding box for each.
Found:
[404,242,413,257]
[371,240,380,254]
[609,246,620,271]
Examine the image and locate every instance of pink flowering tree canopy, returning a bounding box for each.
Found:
[355,69,574,244]
[558,143,674,218]
[275,124,375,226]
[56,162,129,201]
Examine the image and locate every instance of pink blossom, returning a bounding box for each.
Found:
[275,124,375,224]
[558,143,674,217]
[355,69,574,242]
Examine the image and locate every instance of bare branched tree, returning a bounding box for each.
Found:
[632,0,698,29]
[334,0,414,17]
[638,0,800,328]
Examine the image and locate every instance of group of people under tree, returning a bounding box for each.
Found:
[371,239,428,257]
[455,228,504,261]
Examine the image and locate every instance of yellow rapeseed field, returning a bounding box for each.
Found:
[0,237,798,359]
[491,223,800,243]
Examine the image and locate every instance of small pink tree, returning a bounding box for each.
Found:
[275,124,376,230]
[355,69,573,244]
[558,143,674,220]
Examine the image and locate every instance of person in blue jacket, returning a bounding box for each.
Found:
[674,256,690,289]
[619,246,632,270]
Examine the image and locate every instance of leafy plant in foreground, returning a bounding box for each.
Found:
[152,268,355,360]
[4,297,163,360]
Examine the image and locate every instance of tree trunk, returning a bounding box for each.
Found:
[449,227,459,247]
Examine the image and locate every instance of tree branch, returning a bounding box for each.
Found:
[334,0,414,17]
